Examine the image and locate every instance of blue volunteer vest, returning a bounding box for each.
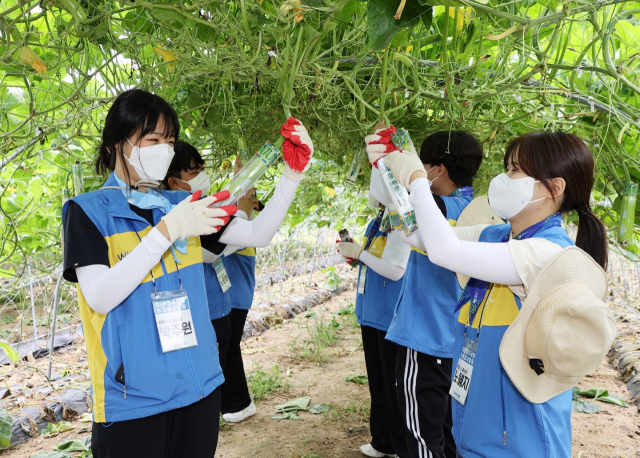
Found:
[452,222,574,458]
[62,173,223,423]
[385,188,473,357]
[355,216,404,332]
[222,248,257,310]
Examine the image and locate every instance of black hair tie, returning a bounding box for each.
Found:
[577,204,591,215]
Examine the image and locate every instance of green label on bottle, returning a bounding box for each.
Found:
[391,128,416,154]
[257,142,281,166]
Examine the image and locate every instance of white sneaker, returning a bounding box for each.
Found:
[222,400,256,423]
[360,444,396,457]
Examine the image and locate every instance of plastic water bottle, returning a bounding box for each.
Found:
[72,162,83,196]
[213,142,281,206]
[377,157,417,235]
[345,148,364,186]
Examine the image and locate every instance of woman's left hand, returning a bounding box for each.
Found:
[281,118,314,180]
[336,240,364,261]
[383,150,426,188]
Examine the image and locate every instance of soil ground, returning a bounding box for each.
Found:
[2,288,639,458]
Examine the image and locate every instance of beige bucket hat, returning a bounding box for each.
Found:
[499,246,616,404]
[455,196,502,287]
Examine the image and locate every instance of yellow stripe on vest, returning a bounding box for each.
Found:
[457,284,520,328]
[105,230,203,284]
[77,288,109,422]
[236,247,256,257]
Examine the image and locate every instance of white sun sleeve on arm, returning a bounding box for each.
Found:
[218,174,299,247]
[359,230,411,281]
[75,227,172,314]
[408,178,522,285]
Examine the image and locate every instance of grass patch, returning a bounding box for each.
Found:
[324,399,371,427]
[247,362,291,402]
[289,316,339,363]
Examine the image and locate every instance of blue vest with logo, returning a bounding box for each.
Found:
[452,223,574,458]
[62,173,223,423]
[222,248,256,310]
[385,189,473,357]
[355,217,404,332]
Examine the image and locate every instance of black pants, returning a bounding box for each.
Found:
[92,387,221,458]
[211,315,232,370]
[361,325,408,457]
[220,308,252,414]
[395,346,456,458]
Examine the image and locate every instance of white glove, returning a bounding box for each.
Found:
[383,150,426,189]
[281,118,314,181]
[365,127,398,166]
[161,193,235,243]
[336,241,364,261]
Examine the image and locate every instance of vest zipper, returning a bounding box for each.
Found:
[123,386,126,399]
[500,369,507,446]
[185,349,204,399]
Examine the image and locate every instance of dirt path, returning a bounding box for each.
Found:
[3,288,639,457]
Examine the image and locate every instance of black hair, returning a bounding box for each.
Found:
[163,140,205,189]
[419,130,483,187]
[95,89,180,182]
[504,132,608,269]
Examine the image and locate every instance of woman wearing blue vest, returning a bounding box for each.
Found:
[366,129,483,458]
[62,89,237,458]
[336,169,411,458]
[383,132,611,457]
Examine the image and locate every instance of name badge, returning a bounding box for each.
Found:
[357,266,367,295]
[213,258,232,293]
[151,290,198,353]
[450,337,477,405]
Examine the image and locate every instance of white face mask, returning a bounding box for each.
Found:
[488,173,546,219]
[177,171,211,194]
[125,139,175,182]
[426,165,439,186]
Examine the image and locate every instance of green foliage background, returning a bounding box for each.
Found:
[2,0,640,277]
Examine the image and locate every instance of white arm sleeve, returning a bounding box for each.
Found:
[359,231,410,281]
[398,229,426,252]
[221,210,248,257]
[218,175,299,247]
[408,178,522,285]
[75,227,172,314]
[201,248,220,263]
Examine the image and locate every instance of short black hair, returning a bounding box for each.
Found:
[96,89,180,181]
[419,130,483,187]
[163,140,205,189]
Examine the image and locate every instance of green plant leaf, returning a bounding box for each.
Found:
[275,396,311,413]
[308,403,330,414]
[30,453,72,458]
[54,439,89,452]
[0,341,19,363]
[0,410,12,450]
[345,375,369,385]
[368,0,432,50]
[578,388,628,407]
[572,399,602,414]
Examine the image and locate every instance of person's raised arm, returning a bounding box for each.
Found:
[383,151,522,285]
[218,118,314,248]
